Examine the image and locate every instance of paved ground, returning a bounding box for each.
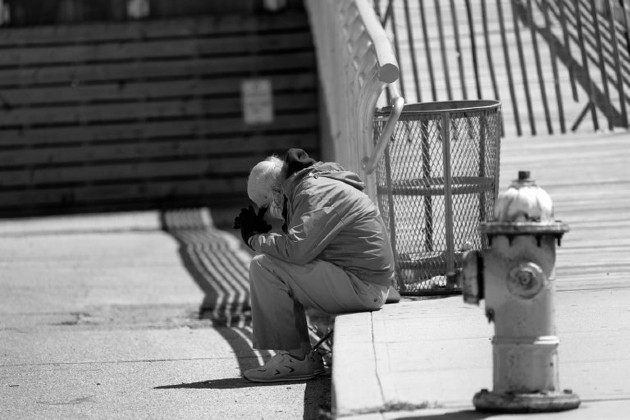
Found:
[1,131,628,419]
[0,211,331,420]
[331,130,630,419]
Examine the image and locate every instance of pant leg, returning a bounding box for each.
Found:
[249,253,388,351]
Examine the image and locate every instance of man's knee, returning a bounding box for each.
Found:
[249,254,268,278]
[250,254,283,286]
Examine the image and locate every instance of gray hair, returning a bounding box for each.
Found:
[247,155,284,207]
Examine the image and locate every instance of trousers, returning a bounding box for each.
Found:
[249,254,389,350]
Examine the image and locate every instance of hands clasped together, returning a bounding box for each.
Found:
[233,205,272,246]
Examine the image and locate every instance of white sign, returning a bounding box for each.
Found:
[241,79,274,125]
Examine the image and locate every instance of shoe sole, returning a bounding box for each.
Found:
[244,370,325,383]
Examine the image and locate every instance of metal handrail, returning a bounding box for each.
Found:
[305,0,403,192]
[353,0,400,84]
[363,88,404,174]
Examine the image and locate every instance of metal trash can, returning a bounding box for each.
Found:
[373,100,501,295]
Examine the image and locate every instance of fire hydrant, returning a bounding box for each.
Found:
[461,171,581,413]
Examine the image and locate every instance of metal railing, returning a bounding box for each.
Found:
[374,0,630,137]
[304,0,403,198]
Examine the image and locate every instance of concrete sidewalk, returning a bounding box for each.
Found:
[2,131,628,419]
[0,209,330,419]
[332,290,630,419]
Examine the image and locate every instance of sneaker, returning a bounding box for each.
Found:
[243,351,325,383]
[386,285,401,304]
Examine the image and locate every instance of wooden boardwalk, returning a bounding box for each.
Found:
[499,130,630,291]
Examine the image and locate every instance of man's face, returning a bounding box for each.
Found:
[254,187,284,219]
[247,159,284,220]
[249,183,283,220]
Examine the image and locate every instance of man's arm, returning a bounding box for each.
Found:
[248,191,346,265]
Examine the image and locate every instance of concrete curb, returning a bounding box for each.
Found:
[332,311,385,418]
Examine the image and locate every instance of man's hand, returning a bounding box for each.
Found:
[233,205,272,246]
[233,205,257,230]
[252,207,272,233]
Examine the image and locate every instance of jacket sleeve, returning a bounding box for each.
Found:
[248,189,346,265]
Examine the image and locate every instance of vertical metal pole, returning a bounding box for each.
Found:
[589,0,614,130]
[441,112,455,278]
[496,0,521,136]
[387,1,406,99]
[402,0,422,102]
[479,113,487,223]
[510,0,536,135]
[558,0,580,102]
[383,142,405,291]
[493,107,502,204]
[607,0,628,127]
[465,0,482,99]
[481,0,499,102]
[434,0,453,100]
[575,0,599,131]
[621,0,630,56]
[527,0,553,134]
[450,0,468,100]
[481,0,503,136]
[421,118,433,253]
[378,0,392,26]
[542,0,566,133]
[420,0,437,101]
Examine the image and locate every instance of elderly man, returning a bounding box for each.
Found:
[234,148,397,382]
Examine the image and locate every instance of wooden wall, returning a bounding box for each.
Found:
[0,11,319,218]
[4,0,306,26]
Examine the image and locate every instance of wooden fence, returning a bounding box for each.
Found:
[376,0,630,137]
[0,11,318,218]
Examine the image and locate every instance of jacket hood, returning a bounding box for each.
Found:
[284,148,316,178]
[283,148,365,191]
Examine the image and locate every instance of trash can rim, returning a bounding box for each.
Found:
[375,99,501,117]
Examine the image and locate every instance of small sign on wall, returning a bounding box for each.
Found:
[241,78,274,125]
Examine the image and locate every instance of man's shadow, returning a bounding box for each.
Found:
[157,209,331,419]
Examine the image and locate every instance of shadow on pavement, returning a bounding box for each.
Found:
[159,209,332,419]
[393,410,490,420]
[154,377,279,389]
[160,210,253,326]
[154,376,331,419]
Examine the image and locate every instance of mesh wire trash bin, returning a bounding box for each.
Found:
[373,100,501,295]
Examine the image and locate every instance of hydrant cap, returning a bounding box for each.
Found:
[494,171,555,223]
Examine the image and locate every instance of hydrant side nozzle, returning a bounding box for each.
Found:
[461,250,484,305]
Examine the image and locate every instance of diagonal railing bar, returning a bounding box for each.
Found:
[513,0,625,128]
[546,0,630,105]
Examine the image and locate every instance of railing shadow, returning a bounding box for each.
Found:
[159,208,331,419]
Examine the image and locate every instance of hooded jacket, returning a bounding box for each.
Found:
[249,149,395,287]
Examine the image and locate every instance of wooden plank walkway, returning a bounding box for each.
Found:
[499,130,630,291]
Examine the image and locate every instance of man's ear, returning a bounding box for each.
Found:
[271,188,283,204]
